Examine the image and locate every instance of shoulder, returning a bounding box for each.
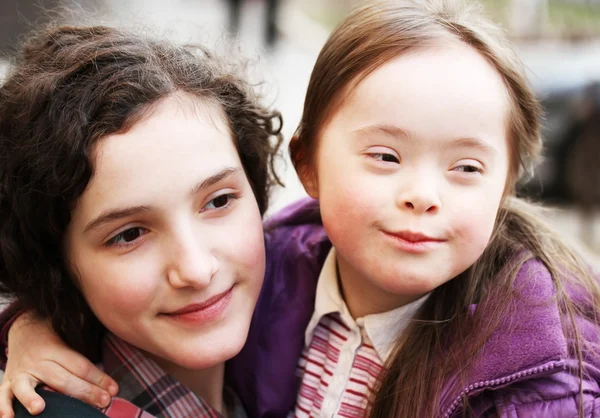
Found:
[14,389,105,418]
[512,257,600,353]
[457,258,600,416]
[264,198,329,260]
[263,198,331,294]
[474,256,598,374]
[511,257,555,300]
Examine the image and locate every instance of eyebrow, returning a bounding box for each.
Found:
[189,167,242,196]
[353,124,410,140]
[84,166,243,233]
[447,136,498,157]
[84,206,152,234]
[353,124,498,156]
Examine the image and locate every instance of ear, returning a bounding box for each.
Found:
[289,135,319,199]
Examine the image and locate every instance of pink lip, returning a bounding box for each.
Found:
[382,230,446,253]
[162,287,233,325]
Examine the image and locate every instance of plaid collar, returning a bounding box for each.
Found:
[100,333,245,418]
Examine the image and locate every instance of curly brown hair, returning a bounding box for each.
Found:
[0,25,283,352]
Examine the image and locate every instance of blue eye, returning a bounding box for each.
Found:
[202,193,237,212]
[106,227,147,247]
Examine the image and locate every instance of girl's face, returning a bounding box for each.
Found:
[302,43,511,317]
[64,95,265,372]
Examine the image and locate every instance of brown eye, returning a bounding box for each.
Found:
[381,154,399,163]
[106,227,147,247]
[203,193,237,212]
[122,228,142,241]
[371,153,400,164]
[212,194,230,208]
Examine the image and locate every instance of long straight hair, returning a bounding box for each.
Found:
[290,1,600,416]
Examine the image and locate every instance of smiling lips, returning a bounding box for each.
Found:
[382,230,446,253]
[163,287,233,325]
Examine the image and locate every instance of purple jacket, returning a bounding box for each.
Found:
[226,198,600,418]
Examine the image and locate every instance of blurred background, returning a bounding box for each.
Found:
[0,0,599,267]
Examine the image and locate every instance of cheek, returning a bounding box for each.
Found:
[236,219,265,278]
[316,157,387,242]
[319,179,376,244]
[220,198,266,285]
[76,256,158,321]
[449,188,502,253]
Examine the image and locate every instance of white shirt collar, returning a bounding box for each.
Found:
[304,248,429,362]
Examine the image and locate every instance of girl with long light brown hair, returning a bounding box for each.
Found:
[1,1,600,417]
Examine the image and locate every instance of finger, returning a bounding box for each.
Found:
[56,352,118,396]
[33,362,111,408]
[10,374,44,415]
[0,380,16,418]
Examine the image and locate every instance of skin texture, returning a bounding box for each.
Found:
[300,43,511,319]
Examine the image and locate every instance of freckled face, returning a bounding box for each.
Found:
[303,44,511,317]
[65,96,265,371]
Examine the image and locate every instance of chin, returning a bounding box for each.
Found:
[173,330,249,370]
[382,272,444,296]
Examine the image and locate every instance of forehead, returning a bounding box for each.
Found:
[335,42,511,141]
[75,96,240,216]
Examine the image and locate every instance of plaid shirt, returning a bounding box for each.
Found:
[100,334,246,418]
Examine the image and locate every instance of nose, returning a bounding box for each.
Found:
[396,175,441,214]
[166,228,220,289]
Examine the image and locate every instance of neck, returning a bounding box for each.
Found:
[151,356,226,413]
[336,254,424,318]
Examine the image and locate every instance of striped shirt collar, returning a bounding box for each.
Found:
[304,248,429,362]
[101,333,245,418]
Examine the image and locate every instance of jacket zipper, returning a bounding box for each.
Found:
[441,360,565,418]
